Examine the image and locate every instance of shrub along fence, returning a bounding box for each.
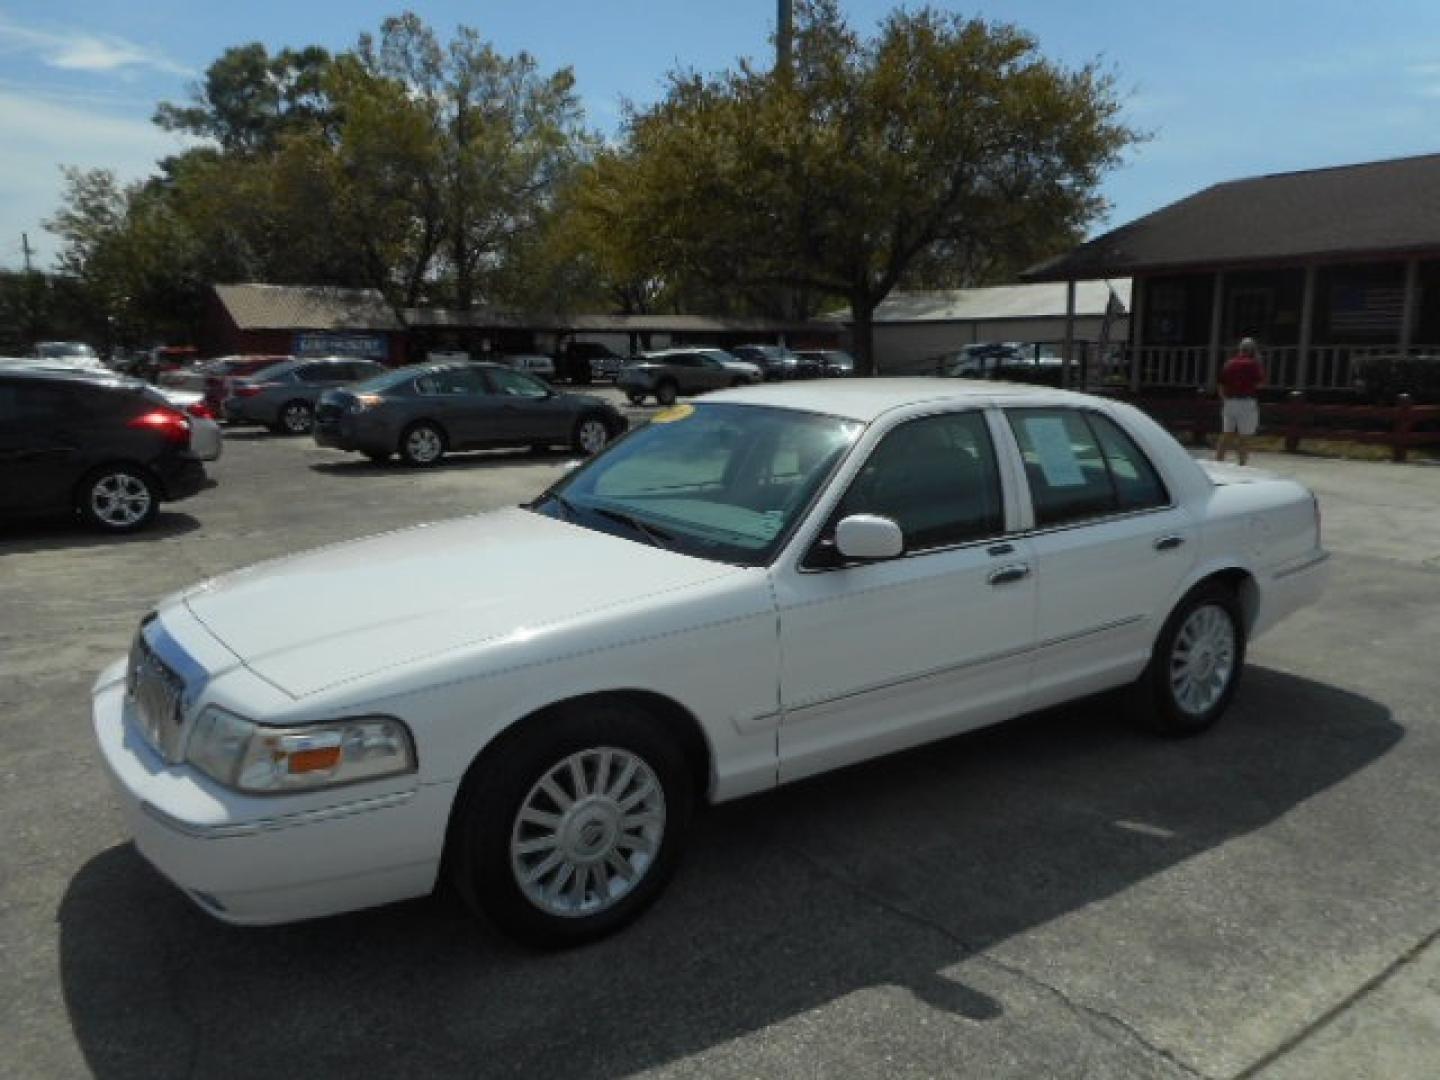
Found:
[1102,390,1440,463]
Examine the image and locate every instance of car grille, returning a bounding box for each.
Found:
[126,631,189,764]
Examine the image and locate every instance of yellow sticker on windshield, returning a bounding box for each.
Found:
[651,403,695,424]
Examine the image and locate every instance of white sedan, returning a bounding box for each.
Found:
[93,380,1327,944]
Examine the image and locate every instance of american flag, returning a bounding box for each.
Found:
[1329,285,1405,335]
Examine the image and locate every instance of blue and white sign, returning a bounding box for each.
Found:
[294,332,389,359]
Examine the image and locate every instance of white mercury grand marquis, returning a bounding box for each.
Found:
[93,380,1329,945]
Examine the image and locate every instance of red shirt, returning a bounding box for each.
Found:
[1219,354,1264,397]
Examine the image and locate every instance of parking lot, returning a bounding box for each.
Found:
[3,412,1439,1079]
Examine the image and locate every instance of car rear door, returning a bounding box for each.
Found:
[1001,406,1197,710]
[772,408,1038,783]
[0,379,92,514]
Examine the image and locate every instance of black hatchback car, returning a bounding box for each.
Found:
[0,367,208,533]
[314,362,628,466]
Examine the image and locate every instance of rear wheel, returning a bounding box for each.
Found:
[448,702,693,947]
[655,381,678,407]
[572,415,612,456]
[77,466,159,533]
[278,400,313,435]
[1136,582,1246,735]
[399,422,446,467]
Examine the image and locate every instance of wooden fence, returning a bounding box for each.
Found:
[1106,392,1440,463]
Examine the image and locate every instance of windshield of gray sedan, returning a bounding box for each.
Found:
[533,403,862,565]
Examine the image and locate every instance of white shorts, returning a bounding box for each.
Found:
[1222,397,1259,435]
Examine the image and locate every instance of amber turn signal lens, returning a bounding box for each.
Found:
[287,746,343,773]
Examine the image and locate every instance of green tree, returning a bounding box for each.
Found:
[584,1,1136,374]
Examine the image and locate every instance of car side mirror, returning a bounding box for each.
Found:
[834,514,904,560]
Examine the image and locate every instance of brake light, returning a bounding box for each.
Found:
[233,383,268,398]
[128,408,191,445]
[186,401,216,420]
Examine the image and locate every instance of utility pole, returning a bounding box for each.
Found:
[20,232,41,345]
[777,0,793,71]
[21,232,35,273]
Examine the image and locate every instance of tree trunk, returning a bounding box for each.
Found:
[851,295,877,377]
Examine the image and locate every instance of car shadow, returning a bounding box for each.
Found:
[309,449,578,477]
[0,512,202,556]
[59,668,1398,1079]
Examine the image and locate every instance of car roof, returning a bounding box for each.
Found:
[0,364,144,389]
[701,377,1093,422]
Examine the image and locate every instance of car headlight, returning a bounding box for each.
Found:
[185,706,417,793]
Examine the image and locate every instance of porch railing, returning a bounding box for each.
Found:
[1105,344,1440,392]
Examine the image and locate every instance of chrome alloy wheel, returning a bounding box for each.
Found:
[577,419,610,454]
[1169,603,1237,715]
[510,747,666,919]
[405,426,443,463]
[89,471,152,528]
[281,402,313,433]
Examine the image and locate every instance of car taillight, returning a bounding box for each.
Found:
[128,408,191,445]
[186,401,216,420]
[233,383,268,398]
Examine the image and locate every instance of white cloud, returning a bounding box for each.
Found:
[0,13,192,77]
[0,91,186,268]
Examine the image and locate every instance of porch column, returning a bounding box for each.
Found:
[1400,256,1419,354]
[1206,270,1225,389]
[1062,279,1076,390]
[1129,276,1145,391]
[1296,264,1317,390]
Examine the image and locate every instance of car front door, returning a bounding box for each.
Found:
[771,408,1038,783]
[483,367,572,444]
[1001,406,1198,710]
[413,366,494,449]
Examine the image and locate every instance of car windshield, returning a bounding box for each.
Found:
[531,403,863,566]
[249,361,295,382]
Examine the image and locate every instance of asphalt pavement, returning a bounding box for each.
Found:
[2,415,1438,1079]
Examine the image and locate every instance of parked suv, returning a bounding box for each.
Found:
[0,367,207,532]
[222,356,388,434]
[616,348,762,405]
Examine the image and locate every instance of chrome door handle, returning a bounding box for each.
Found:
[988,563,1030,586]
[1154,535,1186,551]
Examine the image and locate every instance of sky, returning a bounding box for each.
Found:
[3,0,1440,271]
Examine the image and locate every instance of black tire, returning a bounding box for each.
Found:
[1135,582,1246,736]
[448,701,694,948]
[398,421,446,467]
[76,465,160,533]
[655,380,679,407]
[626,392,646,406]
[278,400,313,435]
[572,414,612,456]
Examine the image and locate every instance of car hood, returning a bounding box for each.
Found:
[179,508,741,697]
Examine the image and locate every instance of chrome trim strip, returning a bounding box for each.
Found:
[1272,550,1330,581]
[141,789,417,840]
[783,614,1146,719]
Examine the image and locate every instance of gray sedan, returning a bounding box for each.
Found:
[222,357,389,434]
[313,362,628,466]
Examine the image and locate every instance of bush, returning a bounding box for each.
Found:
[1351,354,1440,404]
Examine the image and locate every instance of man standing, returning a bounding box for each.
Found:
[1216,337,1265,465]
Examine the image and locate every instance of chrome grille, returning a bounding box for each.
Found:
[127,632,188,763]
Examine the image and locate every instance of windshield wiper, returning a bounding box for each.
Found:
[591,506,676,549]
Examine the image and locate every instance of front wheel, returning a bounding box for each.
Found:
[78,466,159,533]
[1136,583,1246,735]
[278,400,313,435]
[655,381,678,407]
[399,422,446,467]
[572,415,612,456]
[448,702,693,947]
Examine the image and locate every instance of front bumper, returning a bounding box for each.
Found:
[92,660,454,925]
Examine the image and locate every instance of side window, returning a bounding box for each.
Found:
[486,368,550,398]
[1007,408,1167,526]
[835,411,1003,552]
[1089,413,1168,511]
[294,364,329,383]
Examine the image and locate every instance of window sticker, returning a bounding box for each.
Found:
[1025,416,1086,488]
[651,403,695,424]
